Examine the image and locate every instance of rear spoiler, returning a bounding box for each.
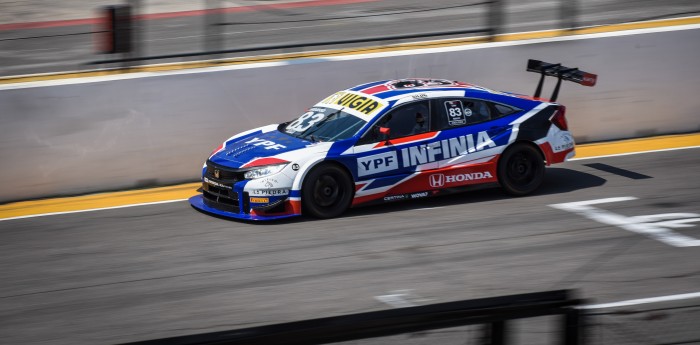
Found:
[527,59,597,102]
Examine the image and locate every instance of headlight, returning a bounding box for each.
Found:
[244,164,288,180]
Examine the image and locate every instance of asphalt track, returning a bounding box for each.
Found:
[1,143,699,344]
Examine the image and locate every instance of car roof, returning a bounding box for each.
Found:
[321,78,541,119]
[347,78,484,98]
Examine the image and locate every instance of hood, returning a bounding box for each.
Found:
[209,129,311,169]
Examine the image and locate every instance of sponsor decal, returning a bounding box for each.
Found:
[429,172,493,187]
[412,93,428,99]
[399,131,496,167]
[581,72,597,87]
[204,177,232,189]
[410,192,429,199]
[383,192,430,202]
[261,177,279,188]
[250,189,289,196]
[552,132,574,152]
[429,174,445,188]
[320,91,385,116]
[357,151,399,177]
[383,195,407,202]
[292,163,300,171]
[250,197,270,203]
[359,131,497,176]
[245,137,287,150]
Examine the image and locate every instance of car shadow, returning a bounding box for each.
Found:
[195,167,605,224]
[340,167,607,219]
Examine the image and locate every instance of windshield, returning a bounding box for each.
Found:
[280,107,367,142]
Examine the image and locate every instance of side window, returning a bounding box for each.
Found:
[491,103,519,118]
[432,98,492,130]
[360,101,430,143]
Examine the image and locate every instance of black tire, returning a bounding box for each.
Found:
[301,163,354,219]
[497,143,545,196]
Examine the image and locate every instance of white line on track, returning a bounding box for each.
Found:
[0,199,187,222]
[580,291,700,310]
[374,290,700,310]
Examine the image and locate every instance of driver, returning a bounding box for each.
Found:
[411,112,427,135]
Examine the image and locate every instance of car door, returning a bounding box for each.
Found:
[351,99,437,195]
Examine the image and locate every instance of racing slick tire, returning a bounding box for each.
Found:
[302,163,354,219]
[497,143,545,196]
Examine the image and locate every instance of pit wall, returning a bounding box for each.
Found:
[1,26,699,202]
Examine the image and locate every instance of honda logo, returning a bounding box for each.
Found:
[429,174,444,188]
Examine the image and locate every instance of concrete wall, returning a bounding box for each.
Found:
[1,27,699,202]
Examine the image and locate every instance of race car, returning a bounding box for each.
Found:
[189,60,596,220]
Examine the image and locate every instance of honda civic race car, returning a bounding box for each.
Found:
[189,60,596,221]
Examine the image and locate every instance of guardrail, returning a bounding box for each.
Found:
[121,290,585,345]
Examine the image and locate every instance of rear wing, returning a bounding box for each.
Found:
[527,59,597,102]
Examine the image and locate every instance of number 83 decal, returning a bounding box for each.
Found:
[286,111,326,132]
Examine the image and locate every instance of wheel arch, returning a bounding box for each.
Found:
[501,140,546,165]
[291,158,356,199]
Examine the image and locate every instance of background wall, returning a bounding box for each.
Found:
[1,27,699,202]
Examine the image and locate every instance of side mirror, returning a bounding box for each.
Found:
[379,127,391,144]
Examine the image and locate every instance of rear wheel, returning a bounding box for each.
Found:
[497,143,545,196]
[302,164,353,218]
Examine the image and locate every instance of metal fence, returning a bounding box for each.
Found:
[88,0,576,67]
[121,289,585,345]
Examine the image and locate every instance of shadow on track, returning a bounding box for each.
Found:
[341,167,607,219]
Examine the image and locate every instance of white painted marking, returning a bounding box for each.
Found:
[570,145,700,161]
[3,20,700,90]
[375,292,416,308]
[580,291,700,310]
[550,197,700,247]
[0,199,187,222]
[374,290,433,308]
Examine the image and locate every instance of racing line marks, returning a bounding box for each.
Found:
[582,163,652,180]
[550,197,700,247]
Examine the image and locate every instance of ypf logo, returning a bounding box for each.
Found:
[429,174,445,188]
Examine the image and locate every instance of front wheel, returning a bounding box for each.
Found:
[301,164,354,219]
[497,143,545,196]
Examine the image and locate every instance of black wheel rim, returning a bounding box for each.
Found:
[507,152,537,186]
[313,174,342,207]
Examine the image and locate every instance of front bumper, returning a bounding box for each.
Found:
[189,194,300,221]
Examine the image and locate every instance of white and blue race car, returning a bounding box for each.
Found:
[189,60,596,220]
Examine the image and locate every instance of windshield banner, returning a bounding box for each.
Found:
[317,91,387,118]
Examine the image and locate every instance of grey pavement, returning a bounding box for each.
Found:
[1,148,699,344]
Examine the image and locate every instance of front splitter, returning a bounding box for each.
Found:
[189,195,300,221]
